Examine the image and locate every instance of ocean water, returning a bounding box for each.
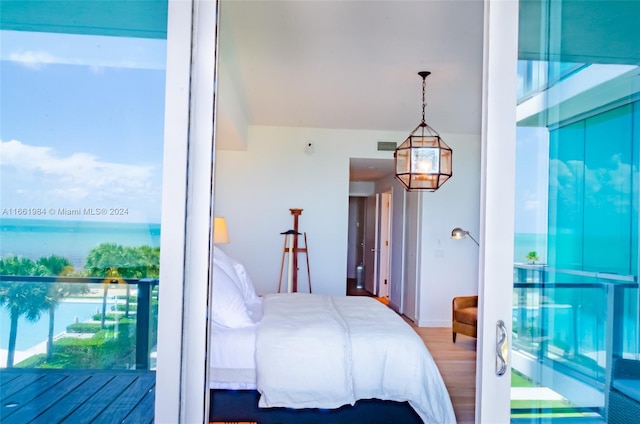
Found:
[0,219,159,357]
[514,232,547,264]
[2,219,542,269]
[0,218,161,268]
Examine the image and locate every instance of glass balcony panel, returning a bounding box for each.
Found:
[0,2,168,421]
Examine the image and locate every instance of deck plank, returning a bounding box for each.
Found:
[29,373,115,423]
[0,372,43,398]
[0,373,65,422]
[91,373,156,424]
[0,372,21,388]
[0,373,90,424]
[60,374,144,424]
[0,370,156,424]
[120,384,156,424]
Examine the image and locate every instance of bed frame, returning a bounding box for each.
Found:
[210,389,423,424]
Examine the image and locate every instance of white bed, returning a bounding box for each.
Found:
[209,247,456,423]
[209,321,258,390]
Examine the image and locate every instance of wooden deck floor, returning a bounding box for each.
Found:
[0,369,155,424]
[0,315,475,424]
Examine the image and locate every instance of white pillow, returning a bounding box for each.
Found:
[231,262,261,305]
[211,261,254,328]
[213,247,261,306]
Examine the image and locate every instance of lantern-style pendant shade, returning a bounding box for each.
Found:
[395,124,452,191]
[395,71,452,191]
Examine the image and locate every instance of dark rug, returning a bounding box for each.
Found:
[210,389,422,424]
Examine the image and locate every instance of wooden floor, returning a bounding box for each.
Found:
[346,278,477,423]
[0,369,155,424]
[406,321,477,424]
[1,292,476,424]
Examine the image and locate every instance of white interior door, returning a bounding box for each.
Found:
[476,1,519,422]
[378,191,391,298]
[363,194,379,295]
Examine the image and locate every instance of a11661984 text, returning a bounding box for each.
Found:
[1,208,49,216]
[0,207,129,217]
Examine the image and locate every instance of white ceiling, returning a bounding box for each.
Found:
[217,0,485,180]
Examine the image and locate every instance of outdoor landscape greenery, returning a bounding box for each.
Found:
[0,243,160,369]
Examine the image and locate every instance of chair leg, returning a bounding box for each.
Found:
[453,332,457,343]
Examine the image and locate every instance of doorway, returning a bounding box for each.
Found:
[346,196,366,295]
[346,192,392,301]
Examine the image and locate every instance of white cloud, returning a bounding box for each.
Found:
[2,31,166,70]
[9,50,58,69]
[0,139,156,202]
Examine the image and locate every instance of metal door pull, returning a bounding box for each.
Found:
[496,320,508,376]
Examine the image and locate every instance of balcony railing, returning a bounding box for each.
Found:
[512,264,639,416]
[0,275,159,370]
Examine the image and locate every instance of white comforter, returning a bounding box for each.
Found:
[255,293,456,423]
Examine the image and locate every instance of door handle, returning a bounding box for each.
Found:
[496,320,508,376]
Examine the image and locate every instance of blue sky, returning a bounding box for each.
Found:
[0,30,167,223]
[515,126,549,235]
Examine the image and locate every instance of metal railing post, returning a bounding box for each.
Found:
[136,279,154,370]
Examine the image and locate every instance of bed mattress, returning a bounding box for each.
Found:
[208,293,455,423]
[209,302,262,390]
[256,293,456,423]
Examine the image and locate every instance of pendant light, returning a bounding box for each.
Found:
[395,71,452,191]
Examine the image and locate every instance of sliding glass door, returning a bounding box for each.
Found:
[479,0,640,422]
[0,1,219,422]
[0,0,168,383]
[510,1,640,421]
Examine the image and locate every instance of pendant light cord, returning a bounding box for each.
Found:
[421,75,426,125]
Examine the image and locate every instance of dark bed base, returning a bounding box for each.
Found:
[210,389,423,424]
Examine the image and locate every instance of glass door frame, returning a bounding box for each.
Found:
[154,0,219,423]
[154,0,523,422]
[476,0,519,422]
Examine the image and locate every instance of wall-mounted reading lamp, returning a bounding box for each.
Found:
[451,227,479,246]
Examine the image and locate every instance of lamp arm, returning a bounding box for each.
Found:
[467,233,480,246]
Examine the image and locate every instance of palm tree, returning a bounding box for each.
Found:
[34,255,81,360]
[0,256,49,367]
[85,243,127,329]
[84,244,160,326]
[124,245,160,278]
[121,246,160,316]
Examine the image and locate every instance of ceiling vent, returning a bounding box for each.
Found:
[377,141,397,151]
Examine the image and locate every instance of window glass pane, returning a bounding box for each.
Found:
[513,1,640,421]
[583,106,633,274]
[548,122,585,270]
[0,2,168,421]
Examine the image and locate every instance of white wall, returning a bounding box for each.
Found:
[214,125,480,324]
[417,134,481,327]
[215,63,249,151]
[348,181,375,196]
[214,125,401,296]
